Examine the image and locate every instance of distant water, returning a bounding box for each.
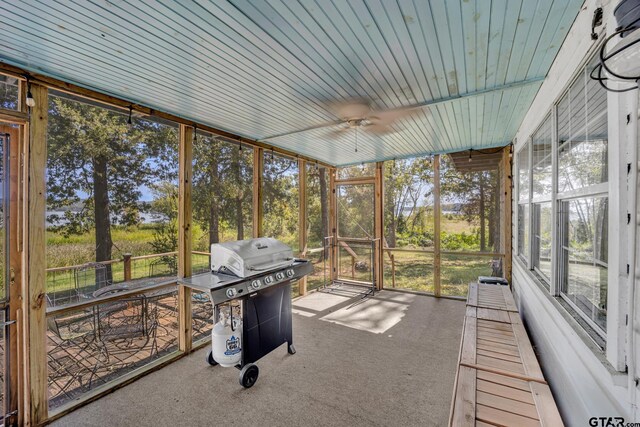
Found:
[46,211,168,227]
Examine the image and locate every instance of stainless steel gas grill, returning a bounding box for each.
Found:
[179,238,312,388]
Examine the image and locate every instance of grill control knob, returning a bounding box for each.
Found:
[265,276,273,284]
[251,280,261,290]
[276,272,285,280]
[286,269,294,278]
[226,288,237,298]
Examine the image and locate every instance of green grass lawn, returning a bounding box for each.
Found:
[293,250,494,299]
[45,218,495,300]
[46,226,159,268]
[384,251,494,297]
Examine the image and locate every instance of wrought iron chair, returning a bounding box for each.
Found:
[46,294,104,404]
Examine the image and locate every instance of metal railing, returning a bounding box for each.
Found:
[44,250,214,413]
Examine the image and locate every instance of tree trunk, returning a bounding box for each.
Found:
[479,173,486,252]
[389,209,397,248]
[236,197,243,240]
[209,202,219,246]
[319,168,329,260]
[93,154,113,285]
[233,150,244,240]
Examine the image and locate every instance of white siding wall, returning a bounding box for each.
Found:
[511,0,639,424]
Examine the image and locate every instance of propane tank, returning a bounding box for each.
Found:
[211,304,242,367]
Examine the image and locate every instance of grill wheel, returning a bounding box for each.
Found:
[239,363,259,388]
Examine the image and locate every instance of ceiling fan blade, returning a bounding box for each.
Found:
[330,98,371,120]
[367,107,415,126]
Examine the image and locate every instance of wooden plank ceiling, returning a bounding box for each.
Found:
[0,0,582,166]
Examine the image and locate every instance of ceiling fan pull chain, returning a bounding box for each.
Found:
[354,127,358,153]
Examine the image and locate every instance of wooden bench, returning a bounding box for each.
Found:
[449,283,563,426]
[467,282,518,312]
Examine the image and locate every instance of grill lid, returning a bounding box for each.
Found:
[210,238,294,278]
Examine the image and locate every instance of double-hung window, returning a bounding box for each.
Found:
[556,55,608,335]
[531,114,553,285]
[516,52,609,341]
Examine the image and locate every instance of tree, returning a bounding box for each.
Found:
[46,94,178,282]
[263,154,299,250]
[305,165,330,258]
[384,158,433,248]
[440,155,500,252]
[192,134,252,249]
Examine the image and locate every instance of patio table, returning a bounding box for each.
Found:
[93,278,177,337]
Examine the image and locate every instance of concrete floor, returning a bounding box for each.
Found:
[52,288,465,427]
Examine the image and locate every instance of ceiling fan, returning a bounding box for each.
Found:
[328,98,415,136]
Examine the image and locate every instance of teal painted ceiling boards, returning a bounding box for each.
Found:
[0,0,582,166]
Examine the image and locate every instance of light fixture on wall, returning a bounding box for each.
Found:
[25,76,35,108]
[590,0,640,91]
[468,149,473,163]
[591,7,604,40]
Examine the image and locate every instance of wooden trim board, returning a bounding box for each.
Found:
[178,124,193,353]
[26,83,48,424]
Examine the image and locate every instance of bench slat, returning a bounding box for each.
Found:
[466,283,518,312]
[476,404,541,427]
[531,381,565,427]
[477,391,539,420]
[451,366,476,427]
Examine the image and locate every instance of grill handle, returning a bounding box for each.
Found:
[248,259,294,272]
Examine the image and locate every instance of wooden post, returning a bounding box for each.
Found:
[374,162,384,290]
[123,253,132,281]
[391,253,396,288]
[26,83,48,424]
[298,159,307,295]
[501,147,513,284]
[178,124,193,353]
[434,155,442,297]
[253,148,263,238]
[329,168,337,281]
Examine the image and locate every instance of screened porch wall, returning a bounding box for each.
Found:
[2,67,513,423]
[383,150,510,298]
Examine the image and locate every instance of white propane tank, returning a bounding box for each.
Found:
[211,307,242,367]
